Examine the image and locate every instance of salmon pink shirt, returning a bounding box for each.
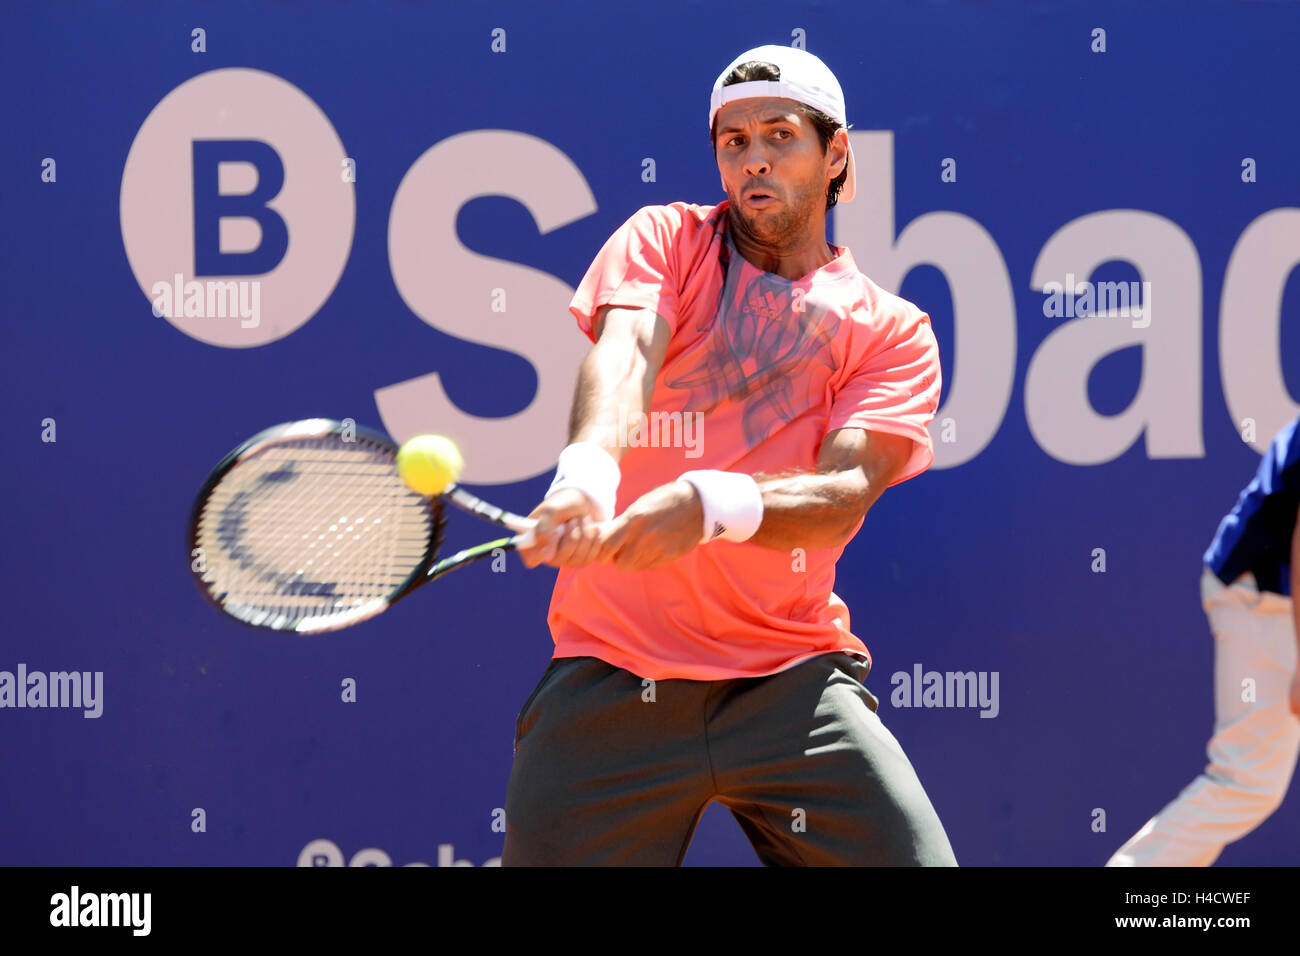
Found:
[548,201,941,680]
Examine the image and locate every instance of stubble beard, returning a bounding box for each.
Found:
[727,174,824,253]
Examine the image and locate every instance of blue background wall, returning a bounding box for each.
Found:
[2,0,1298,866]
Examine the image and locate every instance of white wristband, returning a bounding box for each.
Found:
[677,470,764,543]
[546,442,621,522]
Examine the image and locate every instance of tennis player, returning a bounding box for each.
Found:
[507,45,957,866]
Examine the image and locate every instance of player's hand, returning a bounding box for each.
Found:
[517,487,605,569]
[1289,669,1300,720]
[595,480,704,572]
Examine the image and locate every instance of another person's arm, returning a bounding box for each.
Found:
[1290,498,1300,717]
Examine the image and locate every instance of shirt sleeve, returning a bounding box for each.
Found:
[568,205,682,342]
[825,306,942,486]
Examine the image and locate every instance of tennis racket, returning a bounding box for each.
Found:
[188,418,536,633]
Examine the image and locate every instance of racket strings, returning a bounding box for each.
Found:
[231,459,421,577]
[215,458,415,584]
[195,436,434,629]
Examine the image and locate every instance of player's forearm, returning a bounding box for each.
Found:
[567,338,653,462]
[746,471,871,551]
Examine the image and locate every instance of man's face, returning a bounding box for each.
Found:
[713,96,842,245]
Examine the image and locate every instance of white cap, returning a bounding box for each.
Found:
[709,45,856,203]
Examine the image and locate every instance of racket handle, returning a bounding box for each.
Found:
[512,528,536,549]
[446,484,537,533]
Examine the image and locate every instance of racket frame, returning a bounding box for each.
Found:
[187,418,531,634]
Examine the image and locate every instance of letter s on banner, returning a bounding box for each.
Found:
[381,131,596,484]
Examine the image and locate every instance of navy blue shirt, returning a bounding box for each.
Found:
[1204,415,1300,596]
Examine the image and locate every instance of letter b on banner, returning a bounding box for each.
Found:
[191,140,289,276]
[121,68,355,348]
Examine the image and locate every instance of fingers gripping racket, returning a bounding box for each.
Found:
[188,419,536,633]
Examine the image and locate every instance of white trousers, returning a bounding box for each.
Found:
[1106,568,1300,867]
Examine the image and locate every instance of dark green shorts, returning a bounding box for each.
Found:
[502,652,958,866]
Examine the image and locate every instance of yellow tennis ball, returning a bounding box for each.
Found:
[396,434,463,496]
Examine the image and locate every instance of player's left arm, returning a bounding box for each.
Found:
[596,427,912,571]
[747,427,913,550]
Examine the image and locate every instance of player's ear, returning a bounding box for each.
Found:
[830,129,849,176]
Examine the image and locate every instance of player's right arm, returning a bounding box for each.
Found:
[569,305,672,458]
[518,305,672,568]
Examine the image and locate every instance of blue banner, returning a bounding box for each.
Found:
[2,0,1298,866]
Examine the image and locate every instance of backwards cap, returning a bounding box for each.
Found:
[709,45,855,202]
